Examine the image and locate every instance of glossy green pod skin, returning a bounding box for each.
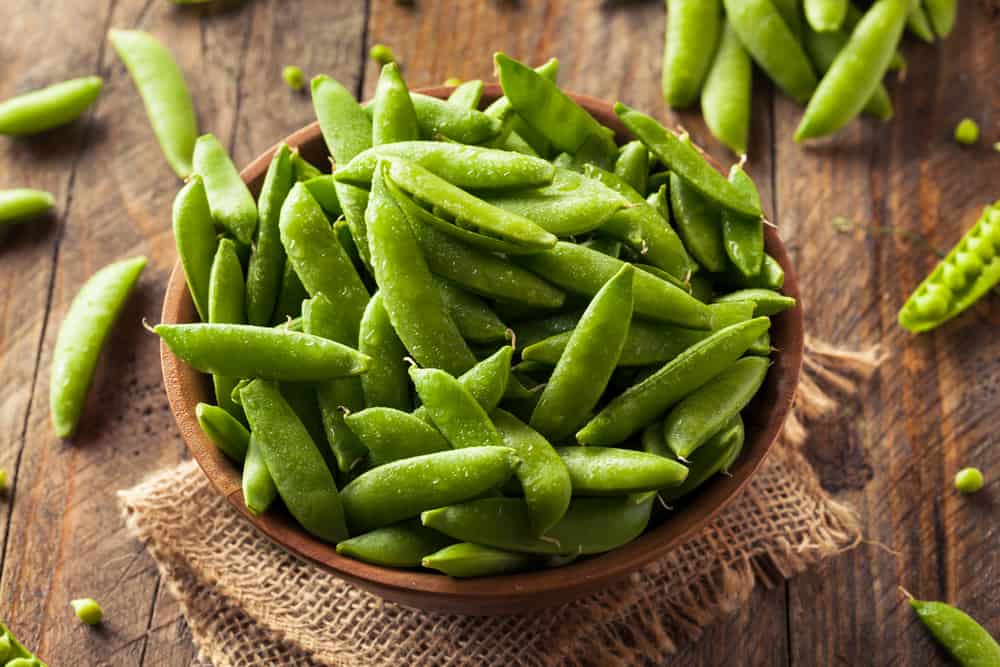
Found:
[669,171,728,274]
[578,317,770,445]
[556,447,689,494]
[923,0,956,38]
[717,253,786,290]
[196,402,250,463]
[715,288,796,316]
[372,63,419,145]
[291,151,323,182]
[447,79,484,109]
[358,293,410,411]
[909,598,1000,666]
[434,277,508,343]
[614,140,649,195]
[422,542,537,577]
[0,622,48,666]
[50,256,147,438]
[345,407,450,467]
[242,435,278,515]
[662,0,722,108]
[701,21,752,155]
[410,367,505,449]
[805,0,847,31]
[247,144,294,326]
[510,311,584,348]
[208,239,247,420]
[303,175,342,217]
[109,30,197,178]
[484,57,559,142]
[421,494,655,556]
[409,93,502,144]
[0,76,103,135]
[341,447,519,533]
[906,4,936,42]
[413,346,514,426]
[271,259,308,323]
[0,188,55,224]
[721,165,765,278]
[155,323,370,381]
[193,134,258,245]
[172,177,217,321]
[844,3,905,70]
[660,415,744,501]
[336,521,454,567]
[802,27,893,121]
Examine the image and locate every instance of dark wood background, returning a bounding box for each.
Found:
[1,1,998,664]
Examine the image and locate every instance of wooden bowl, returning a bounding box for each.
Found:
[161,85,804,616]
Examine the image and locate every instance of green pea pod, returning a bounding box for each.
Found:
[50,256,146,438]
[662,0,722,108]
[0,188,55,224]
[669,170,728,274]
[484,57,559,128]
[109,30,198,178]
[516,242,711,328]
[509,311,583,348]
[422,542,537,577]
[616,103,762,220]
[292,152,324,181]
[805,0,847,31]
[899,203,1000,333]
[0,76,103,135]
[530,265,634,440]
[172,177,217,321]
[342,447,519,533]
[795,0,909,140]
[193,134,258,245]
[240,379,347,541]
[409,93,502,144]
[372,63,419,145]
[415,346,514,428]
[358,293,410,410]
[303,175,342,217]
[581,237,623,258]
[803,27,893,122]
[421,495,654,555]
[246,144,293,326]
[271,259,309,323]
[748,331,772,355]
[0,622,48,666]
[242,434,278,515]
[557,446,688,494]
[723,0,818,104]
[662,356,768,458]
[614,140,649,195]
[923,0,956,38]
[715,288,796,315]
[434,277,508,343]
[208,239,247,420]
[659,415,744,501]
[717,253,786,290]
[906,5,936,42]
[771,0,805,39]
[410,367,505,449]
[196,402,250,463]
[720,165,765,277]
[336,520,454,567]
[844,3,906,71]
[345,407,450,466]
[701,21,752,156]
[156,323,369,381]
[578,317,770,445]
[367,165,476,375]
[335,142,555,191]
[908,597,1000,666]
[447,79,484,110]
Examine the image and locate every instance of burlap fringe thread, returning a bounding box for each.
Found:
[121,337,881,667]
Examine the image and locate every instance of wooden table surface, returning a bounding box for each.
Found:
[1,1,998,664]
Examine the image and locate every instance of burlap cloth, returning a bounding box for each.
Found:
[120,336,881,667]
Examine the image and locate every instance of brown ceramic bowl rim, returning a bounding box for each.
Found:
[160,84,804,614]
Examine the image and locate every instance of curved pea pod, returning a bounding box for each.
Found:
[50,256,146,438]
[516,242,712,329]
[0,188,55,224]
[342,446,519,533]
[422,542,538,578]
[335,142,556,191]
[208,239,247,420]
[240,379,348,542]
[716,253,785,290]
[531,265,634,441]
[721,165,765,278]
[493,409,571,536]
[193,134,258,246]
[358,293,410,410]
[662,0,722,108]
[660,415,744,502]
[410,367,505,449]
[409,93,502,144]
[924,0,956,38]
[899,204,1000,333]
[447,79,484,109]
[242,435,278,515]
[413,346,514,428]
[662,356,768,458]
[246,144,294,326]
[715,288,796,315]
[669,171,727,273]
[434,277,508,343]
[172,176,217,321]
[367,165,476,375]
[302,175,342,218]
[614,141,649,195]
[906,4,935,42]
[484,57,559,138]
[271,259,309,323]
[291,151,323,182]
[156,323,370,381]
[109,30,197,178]
[802,26,893,121]
[336,520,454,568]
[196,402,250,463]
[0,75,103,135]
[615,103,762,220]
[578,317,770,445]
[422,494,654,555]
[372,63,419,145]
[557,447,688,494]
[345,407,450,467]
[701,21,752,156]
[908,597,1000,667]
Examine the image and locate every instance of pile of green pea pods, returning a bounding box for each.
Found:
[158,51,799,577]
[664,0,956,152]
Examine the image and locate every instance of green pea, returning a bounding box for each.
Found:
[409,93,502,144]
[721,165,765,278]
[372,63,419,146]
[908,596,1000,666]
[345,408,450,467]
[669,171,728,273]
[447,79,484,110]
[246,144,294,326]
[193,134,258,245]
[195,402,250,463]
[357,293,410,411]
[660,415,744,501]
[955,118,980,145]
[70,597,103,625]
[701,20,753,156]
[715,288,796,315]
[422,542,538,577]
[370,43,395,65]
[662,0,722,109]
[0,188,55,225]
[954,467,984,494]
[0,75,102,135]
[557,447,688,495]
[282,65,305,91]
[410,367,505,449]
[336,520,454,567]
[271,259,309,323]
[50,256,146,438]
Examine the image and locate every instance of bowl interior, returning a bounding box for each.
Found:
[160,85,804,615]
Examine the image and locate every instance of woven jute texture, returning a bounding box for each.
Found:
[121,337,880,667]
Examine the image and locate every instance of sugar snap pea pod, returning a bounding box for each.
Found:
[367,166,476,375]
[701,21,752,156]
[447,80,484,110]
[924,0,956,38]
[906,5,935,42]
[240,379,348,541]
[899,203,1000,333]
[495,53,618,169]
[484,57,559,124]
[662,356,768,458]
[843,3,905,71]
[530,266,634,440]
[336,142,556,191]
[578,317,770,445]
[242,435,278,515]
[336,520,454,567]
[615,103,762,220]
[805,0,847,31]
[422,494,654,555]
[408,93,502,144]
[723,0,818,103]
[156,324,369,380]
[412,346,514,428]
[277,382,333,467]
[721,165,765,277]
[434,277,508,343]
[246,144,293,326]
[715,288,796,315]
[0,76,103,135]
[271,260,308,323]
[662,0,722,108]
[0,622,48,666]
[748,330,771,355]
[50,256,146,438]
[172,177,216,321]
[292,152,323,182]
[342,447,519,533]
[302,175,342,218]
[717,253,785,290]
[557,447,688,494]
[771,0,805,38]
[660,415,744,501]
[372,63,419,146]
[109,30,197,178]
[907,596,1000,666]
[193,134,258,245]
[802,27,893,121]
[196,402,249,463]
[614,141,649,195]
[358,293,410,410]
[516,242,712,328]
[0,188,55,224]
[410,367,505,449]
[345,408,450,466]
[422,542,537,577]
[581,237,623,258]
[796,0,909,141]
[208,239,247,421]
[669,167,728,274]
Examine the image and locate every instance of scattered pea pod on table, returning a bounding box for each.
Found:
[906,591,1000,666]
[0,189,55,225]
[0,76,103,135]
